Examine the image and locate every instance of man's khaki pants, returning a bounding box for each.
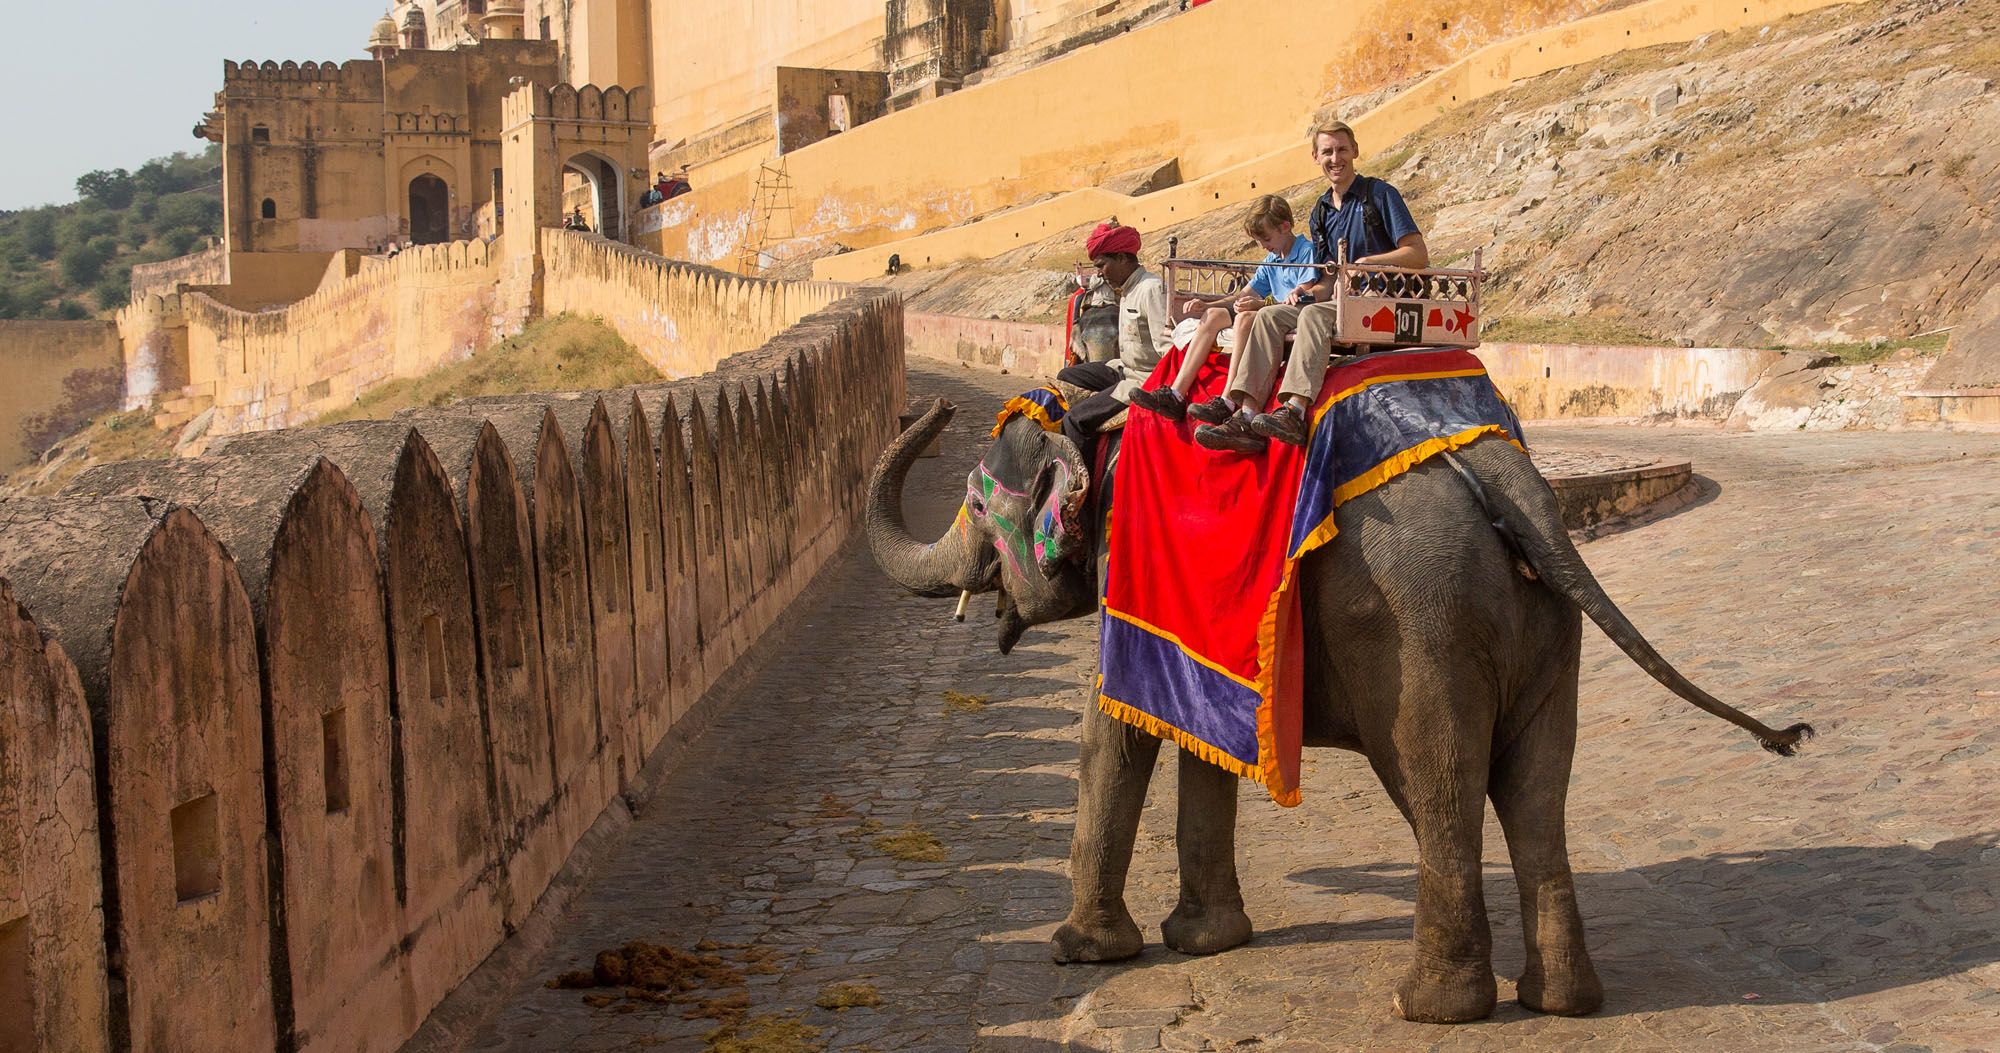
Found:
[1222,301,1339,409]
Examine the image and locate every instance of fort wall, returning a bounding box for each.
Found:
[127,242,228,301]
[179,239,504,433]
[0,278,905,1053]
[808,0,1857,281]
[540,229,845,376]
[0,321,124,474]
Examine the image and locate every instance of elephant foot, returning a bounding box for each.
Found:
[1160,901,1252,956]
[1517,952,1603,1016]
[1391,957,1498,1024]
[1051,909,1144,963]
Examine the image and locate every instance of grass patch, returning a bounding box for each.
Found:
[1771,331,1950,366]
[4,406,179,496]
[873,824,947,863]
[1483,313,1673,347]
[941,690,989,713]
[814,982,882,1010]
[705,1014,825,1053]
[312,313,662,426]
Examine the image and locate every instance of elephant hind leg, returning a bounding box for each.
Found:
[1489,679,1603,1016]
[1162,747,1253,955]
[1359,692,1500,1023]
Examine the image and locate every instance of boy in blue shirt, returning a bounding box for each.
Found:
[1193,121,1428,453]
[1129,195,1315,421]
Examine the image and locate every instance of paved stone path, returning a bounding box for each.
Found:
[462,361,2000,1052]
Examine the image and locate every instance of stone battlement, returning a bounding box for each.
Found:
[501,82,650,128]
[0,283,906,1053]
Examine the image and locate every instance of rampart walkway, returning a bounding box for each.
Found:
[454,361,2000,1051]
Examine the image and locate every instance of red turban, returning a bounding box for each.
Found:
[1086,222,1141,258]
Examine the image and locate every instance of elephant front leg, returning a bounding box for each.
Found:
[1052,702,1161,963]
[1162,748,1253,955]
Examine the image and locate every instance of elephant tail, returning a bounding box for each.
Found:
[1446,442,1816,757]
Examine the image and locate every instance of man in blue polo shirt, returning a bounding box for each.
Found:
[1193,120,1428,453]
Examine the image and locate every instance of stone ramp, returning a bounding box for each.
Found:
[450,369,2000,1050]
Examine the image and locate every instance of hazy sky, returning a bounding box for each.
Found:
[1,0,386,210]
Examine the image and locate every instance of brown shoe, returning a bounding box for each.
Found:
[1186,396,1235,425]
[1194,416,1266,453]
[1251,403,1309,447]
[1128,386,1188,421]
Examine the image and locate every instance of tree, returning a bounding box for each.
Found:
[155,193,221,232]
[59,236,114,287]
[18,209,56,259]
[94,265,132,311]
[75,168,137,209]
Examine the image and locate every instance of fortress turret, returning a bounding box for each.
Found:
[368,15,399,59]
[482,0,527,40]
[400,7,428,51]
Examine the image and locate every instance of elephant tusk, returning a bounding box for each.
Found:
[953,590,971,622]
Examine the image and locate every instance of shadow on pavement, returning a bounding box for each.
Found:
[1290,831,2000,1015]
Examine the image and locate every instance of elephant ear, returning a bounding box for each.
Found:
[1031,456,1088,578]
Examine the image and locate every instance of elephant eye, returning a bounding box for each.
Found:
[968,495,985,515]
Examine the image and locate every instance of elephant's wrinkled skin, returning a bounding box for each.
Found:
[866,398,1811,1023]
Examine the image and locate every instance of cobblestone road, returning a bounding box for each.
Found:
[463,361,2000,1052]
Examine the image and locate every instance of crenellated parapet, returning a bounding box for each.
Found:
[0,280,905,1053]
[220,57,379,96]
[539,229,843,378]
[502,82,650,128]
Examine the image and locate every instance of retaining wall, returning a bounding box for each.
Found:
[811,0,1856,282]
[906,314,1783,420]
[0,320,124,473]
[0,282,905,1053]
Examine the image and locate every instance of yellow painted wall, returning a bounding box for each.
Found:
[644,0,1612,272]
[182,241,502,433]
[789,0,1856,282]
[648,0,884,143]
[0,321,124,472]
[540,230,845,378]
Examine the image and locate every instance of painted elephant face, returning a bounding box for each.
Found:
[867,401,1097,653]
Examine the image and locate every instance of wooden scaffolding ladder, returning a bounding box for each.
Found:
[738,158,795,276]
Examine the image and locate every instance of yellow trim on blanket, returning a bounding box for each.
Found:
[992,392,1066,437]
[1313,367,1490,426]
[1098,693,1263,784]
[1103,606,1261,693]
[1288,425,1523,560]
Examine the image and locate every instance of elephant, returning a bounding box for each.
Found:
[865,396,1813,1024]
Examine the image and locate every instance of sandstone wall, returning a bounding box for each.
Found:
[0,281,904,1053]
[0,321,124,473]
[127,242,228,301]
[540,229,844,376]
[181,239,503,433]
[810,0,1854,282]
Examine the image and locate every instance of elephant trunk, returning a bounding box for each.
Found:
[1458,439,1815,756]
[866,397,984,598]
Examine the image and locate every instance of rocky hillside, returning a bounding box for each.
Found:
[877,0,1999,351]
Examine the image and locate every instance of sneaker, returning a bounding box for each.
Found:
[1186,396,1236,425]
[1194,416,1267,454]
[1250,403,1309,447]
[1127,386,1188,421]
